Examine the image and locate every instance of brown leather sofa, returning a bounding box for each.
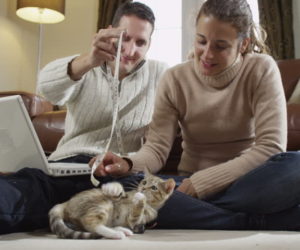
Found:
[1,58,300,173]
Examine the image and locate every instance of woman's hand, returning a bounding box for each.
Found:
[176,178,197,198]
[88,152,131,177]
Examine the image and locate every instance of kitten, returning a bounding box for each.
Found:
[48,170,175,239]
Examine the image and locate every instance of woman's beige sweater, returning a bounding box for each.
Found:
[131,53,287,198]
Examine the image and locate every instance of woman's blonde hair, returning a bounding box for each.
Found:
[196,0,269,54]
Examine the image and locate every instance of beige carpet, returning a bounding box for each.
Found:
[0,230,299,250]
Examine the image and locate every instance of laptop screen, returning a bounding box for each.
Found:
[0,95,48,173]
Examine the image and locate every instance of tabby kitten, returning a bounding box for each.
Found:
[49,170,175,239]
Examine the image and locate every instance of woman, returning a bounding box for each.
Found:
[92,0,300,230]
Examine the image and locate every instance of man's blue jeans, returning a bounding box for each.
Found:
[1,152,300,234]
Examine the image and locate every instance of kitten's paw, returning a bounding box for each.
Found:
[133,192,146,204]
[110,231,126,240]
[114,226,134,236]
[102,182,125,199]
[95,225,126,240]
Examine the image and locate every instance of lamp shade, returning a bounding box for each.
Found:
[16,0,65,24]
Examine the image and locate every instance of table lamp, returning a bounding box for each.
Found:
[16,0,66,84]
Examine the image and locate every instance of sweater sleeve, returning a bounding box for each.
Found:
[130,70,180,173]
[37,55,86,106]
[190,55,287,198]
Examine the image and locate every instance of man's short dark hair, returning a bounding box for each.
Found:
[112,2,155,32]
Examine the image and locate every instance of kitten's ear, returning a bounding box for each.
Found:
[164,179,176,194]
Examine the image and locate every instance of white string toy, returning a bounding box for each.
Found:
[90,31,125,186]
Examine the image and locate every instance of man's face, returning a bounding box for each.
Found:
[114,15,152,78]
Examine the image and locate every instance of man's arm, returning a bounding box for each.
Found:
[67,53,94,81]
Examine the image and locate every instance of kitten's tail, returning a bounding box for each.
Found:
[49,203,101,239]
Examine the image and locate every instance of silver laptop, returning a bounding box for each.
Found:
[0,95,91,176]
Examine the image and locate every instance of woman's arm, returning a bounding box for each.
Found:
[130,70,180,173]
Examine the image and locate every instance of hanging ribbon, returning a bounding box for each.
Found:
[90,31,125,186]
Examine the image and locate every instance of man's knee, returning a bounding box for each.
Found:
[0,178,26,233]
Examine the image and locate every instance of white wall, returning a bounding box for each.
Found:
[294,0,300,58]
[0,0,98,93]
[181,0,205,61]
[182,0,300,60]
[0,0,36,91]
[43,0,98,68]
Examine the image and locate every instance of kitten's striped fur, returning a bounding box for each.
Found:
[49,170,175,239]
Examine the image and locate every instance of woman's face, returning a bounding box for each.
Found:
[194,14,246,76]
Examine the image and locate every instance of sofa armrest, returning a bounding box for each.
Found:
[32,110,66,155]
[277,59,300,100]
[0,91,54,117]
[287,104,300,150]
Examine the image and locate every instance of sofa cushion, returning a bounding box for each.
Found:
[32,111,66,154]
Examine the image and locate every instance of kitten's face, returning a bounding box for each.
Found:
[137,173,175,207]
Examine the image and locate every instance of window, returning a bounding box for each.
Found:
[135,0,182,67]
[247,0,259,24]
[135,0,259,66]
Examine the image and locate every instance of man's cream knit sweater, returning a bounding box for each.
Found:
[38,55,168,161]
[131,53,287,198]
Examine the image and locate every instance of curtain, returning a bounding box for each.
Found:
[97,0,132,30]
[258,0,294,59]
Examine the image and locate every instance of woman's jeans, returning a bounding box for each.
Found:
[157,152,300,230]
[1,152,300,234]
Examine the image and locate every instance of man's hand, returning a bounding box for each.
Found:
[176,178,197,198]
[88,26,125,68]
[68,26,126,80]
[89,152,130,177]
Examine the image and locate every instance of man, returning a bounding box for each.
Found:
[38,1,167,164]
[0,2,167,235]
